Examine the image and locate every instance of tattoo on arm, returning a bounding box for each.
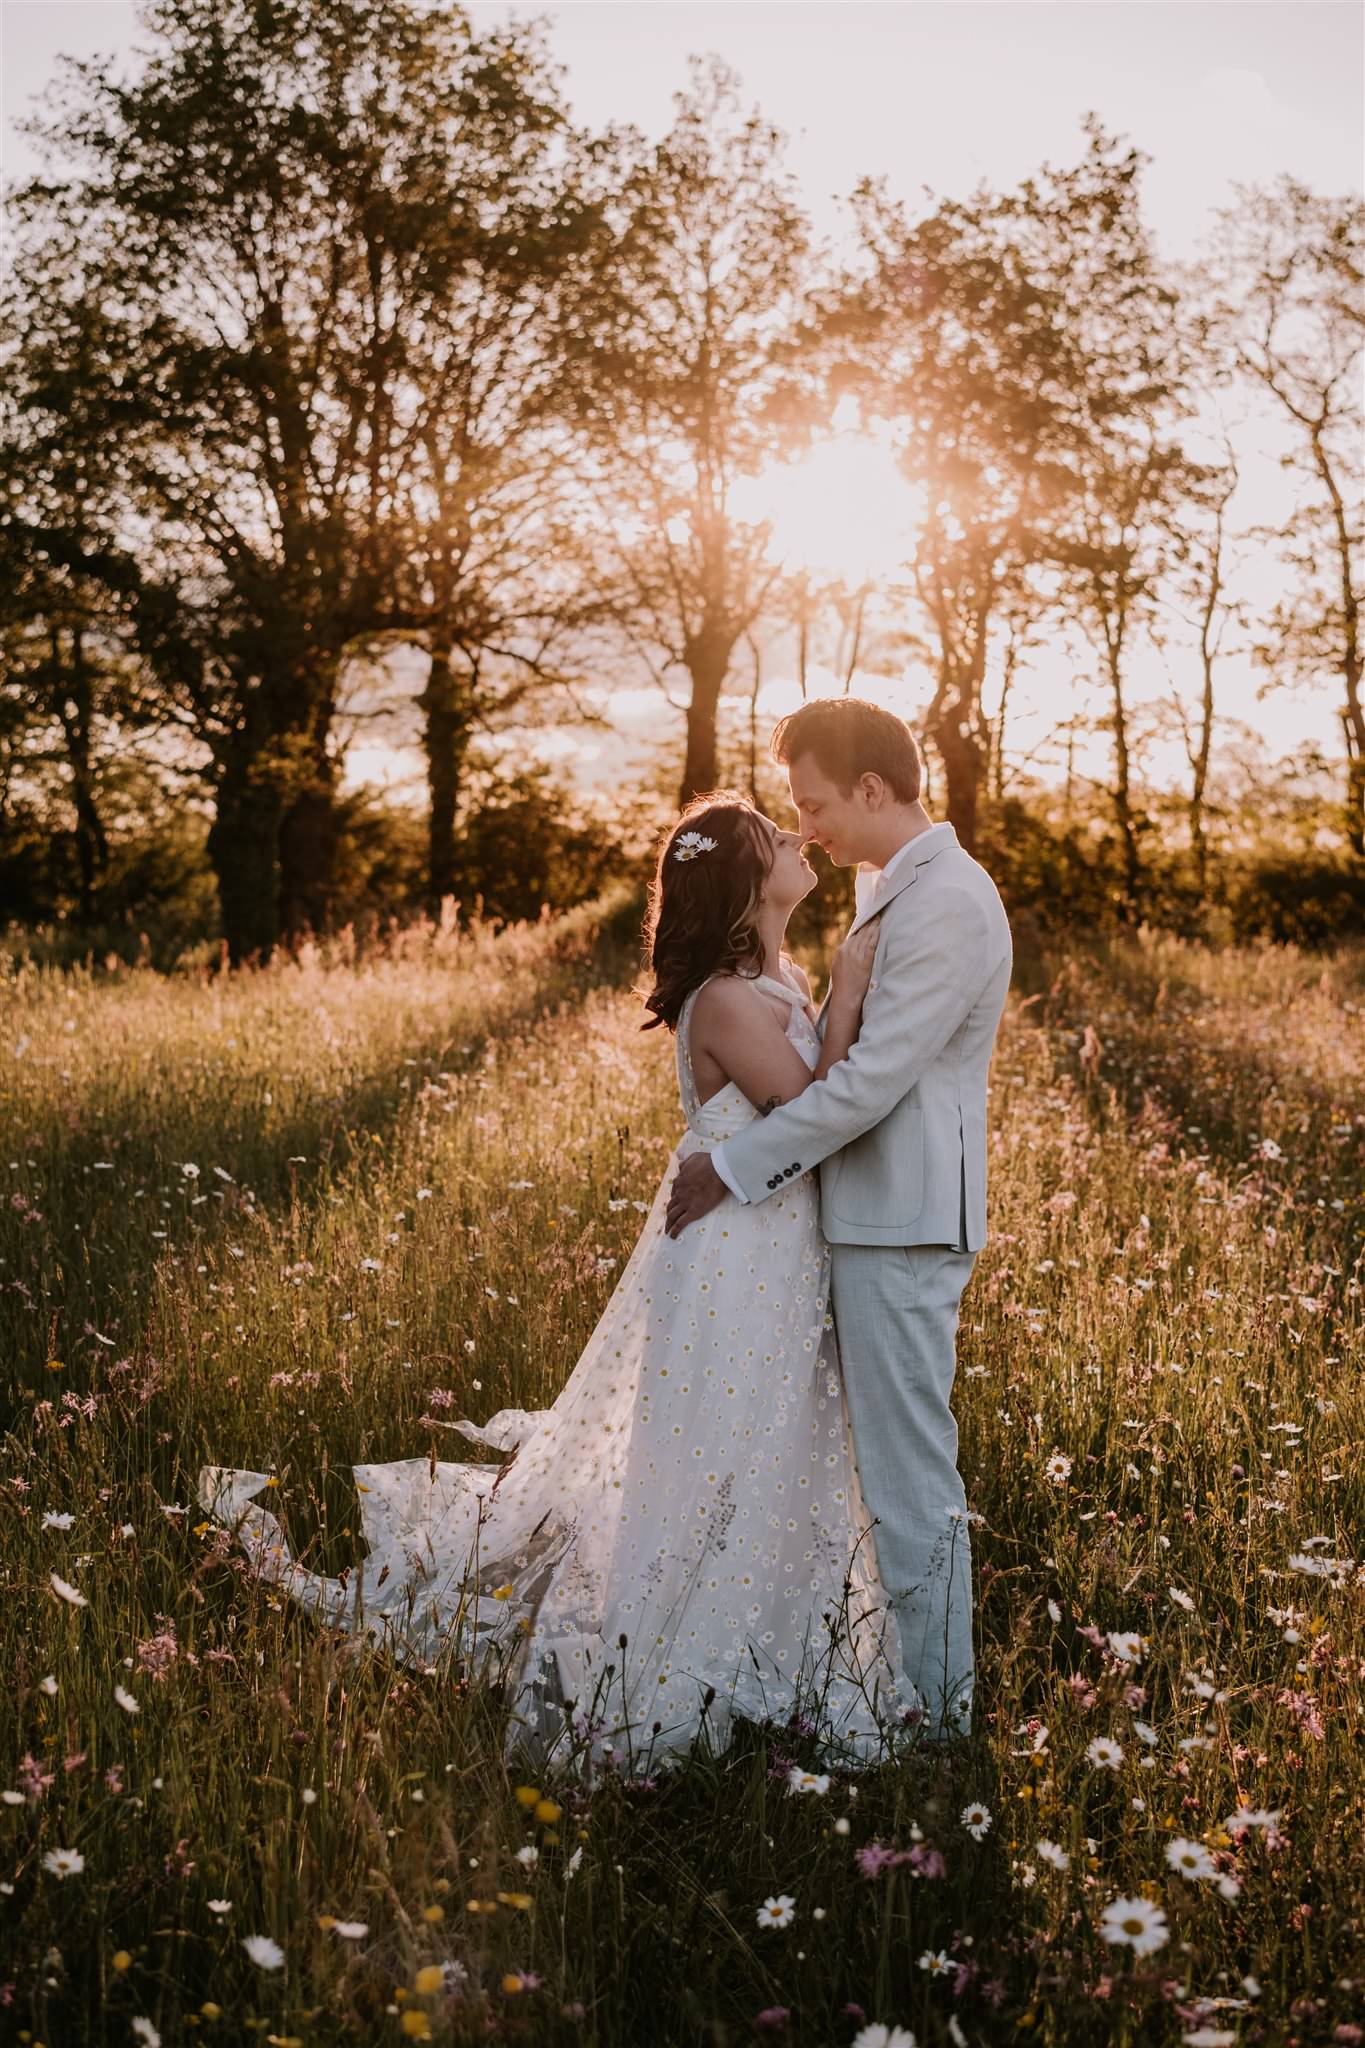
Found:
[758,1094,781,1117]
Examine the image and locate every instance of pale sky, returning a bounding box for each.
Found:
[3,1,1362,807]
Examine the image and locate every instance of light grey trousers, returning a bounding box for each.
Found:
[830,1240,977,1740]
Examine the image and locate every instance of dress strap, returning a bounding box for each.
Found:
[748,971,808,1009]
[675,974,717,1126]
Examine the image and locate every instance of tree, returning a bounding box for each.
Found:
[568,56,815,804]
[1156,444,1243,896]
[815,134,1114,852]
[4,0,601,960]
[1209,179,1365,856]
[1019,126,1198,910]
[0,282,171,921]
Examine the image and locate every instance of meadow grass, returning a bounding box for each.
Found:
[1,906,1361,2047]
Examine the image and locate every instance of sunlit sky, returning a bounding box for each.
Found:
[4,1,1362,809]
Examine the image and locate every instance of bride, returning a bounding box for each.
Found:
[201,793,915,1768]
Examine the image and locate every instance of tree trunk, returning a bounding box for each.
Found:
[421,633,473,905]
[208,756,285,966]
[1310,423,1364,858]
[59,624,108,923]
[926,668,986,856]
[1340,636,1364,861]
[277,754,337,945]
[679,641,727,806]
[744,632,762,806]
[1190,643,1214,900]
[1106,646,1141,914]
[933,720,983,855]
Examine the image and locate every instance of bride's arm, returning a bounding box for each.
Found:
[692,932,878,1115]
[691,980,818,1116]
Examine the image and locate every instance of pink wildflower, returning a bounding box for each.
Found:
[17,1754,54,1804]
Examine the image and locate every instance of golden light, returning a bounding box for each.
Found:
[734,402,921,585]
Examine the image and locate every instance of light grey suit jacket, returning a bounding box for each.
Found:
[718,824,1012,1249]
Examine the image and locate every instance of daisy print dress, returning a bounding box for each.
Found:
[201,968,914,1768]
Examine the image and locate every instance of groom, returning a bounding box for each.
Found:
[665,698,1012,1741]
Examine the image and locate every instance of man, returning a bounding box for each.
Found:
[665,698,1012,1740]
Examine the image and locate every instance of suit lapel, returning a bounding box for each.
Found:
[821,826,959,1015]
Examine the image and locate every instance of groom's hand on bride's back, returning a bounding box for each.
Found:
[665,1152,725,1237]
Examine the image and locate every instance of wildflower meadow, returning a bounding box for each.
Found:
[2,900,1361,2046]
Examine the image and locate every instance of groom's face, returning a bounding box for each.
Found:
[787,758,874,868]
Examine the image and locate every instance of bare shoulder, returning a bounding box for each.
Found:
[691,974,785,1034]
[692,974,764,1022]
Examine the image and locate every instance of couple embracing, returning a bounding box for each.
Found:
[202,698,1012,1769]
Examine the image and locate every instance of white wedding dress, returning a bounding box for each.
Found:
[200,970,914,1768]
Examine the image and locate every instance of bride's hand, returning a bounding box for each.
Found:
[827,922,880,1012]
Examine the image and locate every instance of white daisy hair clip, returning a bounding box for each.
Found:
[672,830,718,863]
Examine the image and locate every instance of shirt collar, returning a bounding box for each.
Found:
[854,822,955,909]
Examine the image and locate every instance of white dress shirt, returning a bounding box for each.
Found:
[711,826,946,1204]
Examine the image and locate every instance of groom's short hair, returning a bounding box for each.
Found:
[772,698,921,803]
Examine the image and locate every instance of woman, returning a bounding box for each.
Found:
[201,793,914,1768]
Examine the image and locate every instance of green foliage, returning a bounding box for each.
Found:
[0,766,218,971]
[1223,852,1365,947]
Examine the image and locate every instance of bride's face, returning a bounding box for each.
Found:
[758,815,817,910]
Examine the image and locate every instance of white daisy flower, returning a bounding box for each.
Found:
[1165,1837,1217,1882]
[42,1511,75,1531]
[1287,1552,1354,1582]
[917,1948,952,1975]
[1085,1736,1124,1770]
[42,1848,85,1879]
[1099,1894,1168,1956]
[39,1676,58,1697]
[960,1801,992,1840]
[851,2027,918,2048]
[514,1845,539,1868]
[1043,1451,1072,1485]
[1035,1840,1070,1871]
[756,1894,796,1930]
[788,1768,830,1796]
[1107,1631,1146,1663]
[131,2020,161,2047]
[672,830,719,863]
[242,1933,285,1969]
[50,1572,88,1607]
[1181,2029,1237,2046]
[331,1920,368,1939]
[1168,1585,1196,1611]
[1132,1720,1158,1746]
[114,1684,140,1715]
[207,1899,233,1915]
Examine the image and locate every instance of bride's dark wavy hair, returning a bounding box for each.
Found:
[641,792,774,1032]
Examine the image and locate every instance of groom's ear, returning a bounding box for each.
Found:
[858,771,887,810]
